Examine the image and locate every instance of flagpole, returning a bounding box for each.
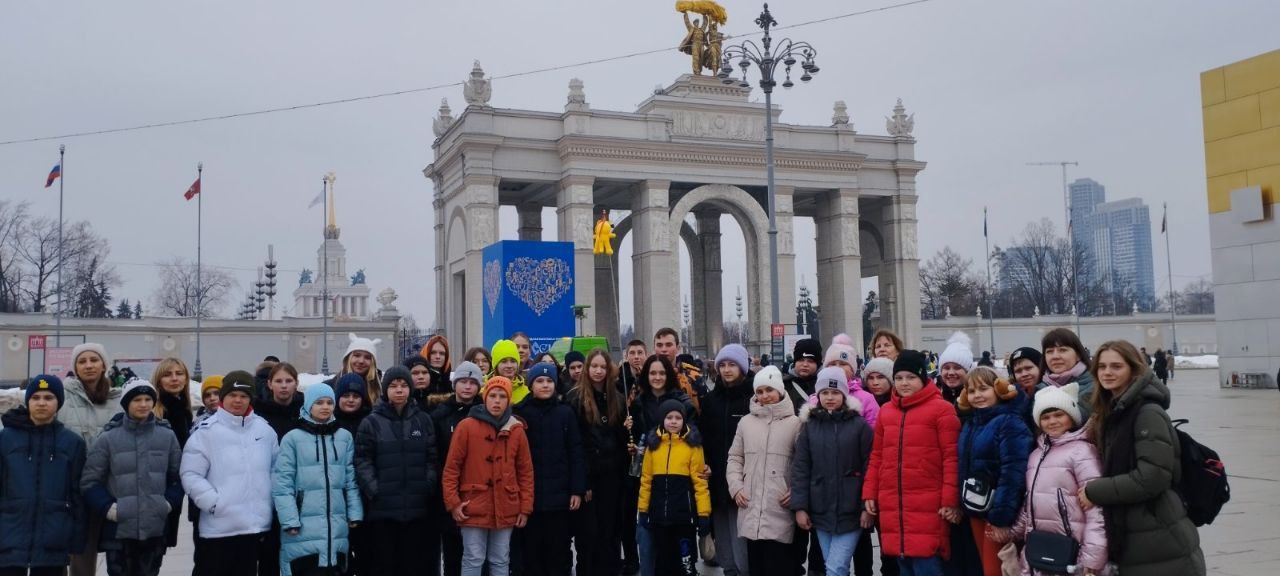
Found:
[984,206,994,356]
[1164,202,1178,356]
[321,174,331,375]
[194,162,204,380]
[55,145,65,346]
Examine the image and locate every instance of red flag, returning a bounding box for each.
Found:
[183,177,200,201]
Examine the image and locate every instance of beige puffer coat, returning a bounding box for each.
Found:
[726,393,801,543]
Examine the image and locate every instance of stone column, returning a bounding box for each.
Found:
[632,180,676,344]
[695,210,724,357]
[517,203,543,241]
[557,175,597,336]
[775,186,798,339]
[815,188,863,351]
[595,254,619,351]
[462,175,500,347]
[433,192,446,339]
[881,194,922,348]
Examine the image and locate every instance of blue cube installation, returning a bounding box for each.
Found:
[481,240,576,357]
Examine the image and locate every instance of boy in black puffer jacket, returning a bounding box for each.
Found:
[513,363,586,576]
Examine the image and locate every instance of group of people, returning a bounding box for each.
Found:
[0,325,1206,576]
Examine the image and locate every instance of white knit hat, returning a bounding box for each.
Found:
[1032,382,1082,428]
[938,331,975,371]
[863,357,894,381]
[344,333,381,361]
[754,366,785,397]
[71,342,110,369]
[815,366,851,399]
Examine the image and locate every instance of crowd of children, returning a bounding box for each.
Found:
[0,326,1209,576]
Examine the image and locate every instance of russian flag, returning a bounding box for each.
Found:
[45,163,61,188]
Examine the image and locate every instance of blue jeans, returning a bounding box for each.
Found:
[460,527,513,576]
[636,520,654,576]
[815,529,862,576]
[898,555,944,576]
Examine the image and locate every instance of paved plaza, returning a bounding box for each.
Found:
[148,368,1278,576]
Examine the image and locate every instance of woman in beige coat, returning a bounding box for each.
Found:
[726,366,802,575]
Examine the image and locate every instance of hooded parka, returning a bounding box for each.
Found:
[726,393,802,543]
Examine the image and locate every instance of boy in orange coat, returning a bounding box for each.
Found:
[442,376,534,576]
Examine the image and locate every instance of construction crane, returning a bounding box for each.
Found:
[1027,161,1082,334]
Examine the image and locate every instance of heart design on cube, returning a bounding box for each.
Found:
[483,260,502,317]
[504,257,574,316]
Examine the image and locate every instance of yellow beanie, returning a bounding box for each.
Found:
[491,339,519,368]
[200,375,224,396]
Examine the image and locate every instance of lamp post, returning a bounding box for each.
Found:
[719,3,818,329]
[264,245,278,320]
[735,286,745,344]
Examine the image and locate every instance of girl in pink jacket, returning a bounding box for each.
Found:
[1014,383,1108,576]
[822,333,879,428]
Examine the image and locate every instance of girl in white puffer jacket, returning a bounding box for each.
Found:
[1013,383,1109,576]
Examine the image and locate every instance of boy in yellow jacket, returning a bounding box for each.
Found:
[638,399,711,576]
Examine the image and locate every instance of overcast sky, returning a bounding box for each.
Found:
[3,0,1276,330]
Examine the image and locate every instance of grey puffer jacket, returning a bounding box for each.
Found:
[1084,372,1204,576]
[789,395,872,535]
[81,413,184,543]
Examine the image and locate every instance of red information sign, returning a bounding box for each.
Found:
[771,323,785,338]
[45,347,74,376]
[28,335,46,350]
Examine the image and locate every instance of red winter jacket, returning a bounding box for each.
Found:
[862,382,961,559]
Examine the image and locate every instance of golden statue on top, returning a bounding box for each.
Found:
[677,1,728,75]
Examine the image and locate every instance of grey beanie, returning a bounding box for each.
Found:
[451,361,484,389]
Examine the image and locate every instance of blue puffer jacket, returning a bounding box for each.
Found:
[956,392,1033,527]
[513,396,586,511]
[273,418,363,576]
[0,407,88,568]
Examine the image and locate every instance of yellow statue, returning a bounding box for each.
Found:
[593,210,616,255]
[680,12,709,75]
[704,21,724,73]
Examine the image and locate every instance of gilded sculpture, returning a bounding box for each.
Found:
[676,1,727,75]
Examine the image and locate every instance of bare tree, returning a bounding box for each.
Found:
[920,247,981,319]
[151,257,235,318]
[0,200,30,312]
[16,218,98,314]
[1171,279,1214,315]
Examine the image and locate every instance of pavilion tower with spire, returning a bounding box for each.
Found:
[292,174,372,320]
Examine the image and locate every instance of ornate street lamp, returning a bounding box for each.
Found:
[719,3,818,328]
[264,245,278,320]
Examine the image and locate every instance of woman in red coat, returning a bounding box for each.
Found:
[863,350,962,576]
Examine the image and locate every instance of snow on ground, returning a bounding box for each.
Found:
[1175,355,1218,369]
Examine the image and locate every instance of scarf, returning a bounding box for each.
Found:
[1099,396,1149,558]
[1043,361,1087,388]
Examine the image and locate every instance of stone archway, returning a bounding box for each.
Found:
[444,208,469,353]
[604,214,708,353]
[667,184,772,348]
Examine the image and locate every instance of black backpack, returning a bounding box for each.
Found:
[1171,419,1230,526]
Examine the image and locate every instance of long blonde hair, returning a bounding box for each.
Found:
[343,352,382,404]
[151,357,192,419]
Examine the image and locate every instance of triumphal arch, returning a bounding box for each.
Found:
[425,58,925,356]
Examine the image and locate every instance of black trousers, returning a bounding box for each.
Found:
[943,520,982,576]
[791,526,825,575]
[0,568,66,576]
[649,523,697,576]
[201,532,265,576]
[104,539,166,576]
[522,510,573,576]
[258,519,281,576]
[575,475,623,576]
[747,538,797,575]
[286,554,345,576]
[346,522,369,576]
[190,516,205,576]
[370,518,439,576]
[441,525,463,576]
[621,476,641,570]
[872,523,900,576]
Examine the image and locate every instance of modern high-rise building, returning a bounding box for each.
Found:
[1068,178,1157,309]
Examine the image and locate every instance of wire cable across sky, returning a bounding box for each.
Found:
[0,0,935,147]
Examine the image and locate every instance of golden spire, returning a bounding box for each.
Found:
[324,172,340,239]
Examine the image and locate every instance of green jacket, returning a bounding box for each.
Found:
[1085,372,1204,576]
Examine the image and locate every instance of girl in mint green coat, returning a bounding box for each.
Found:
[272,383,364,576]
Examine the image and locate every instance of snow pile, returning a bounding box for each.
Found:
[1174,355,1218,369]
[299,373,335,390]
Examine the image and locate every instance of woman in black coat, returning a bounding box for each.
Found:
[565,350,631,576]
